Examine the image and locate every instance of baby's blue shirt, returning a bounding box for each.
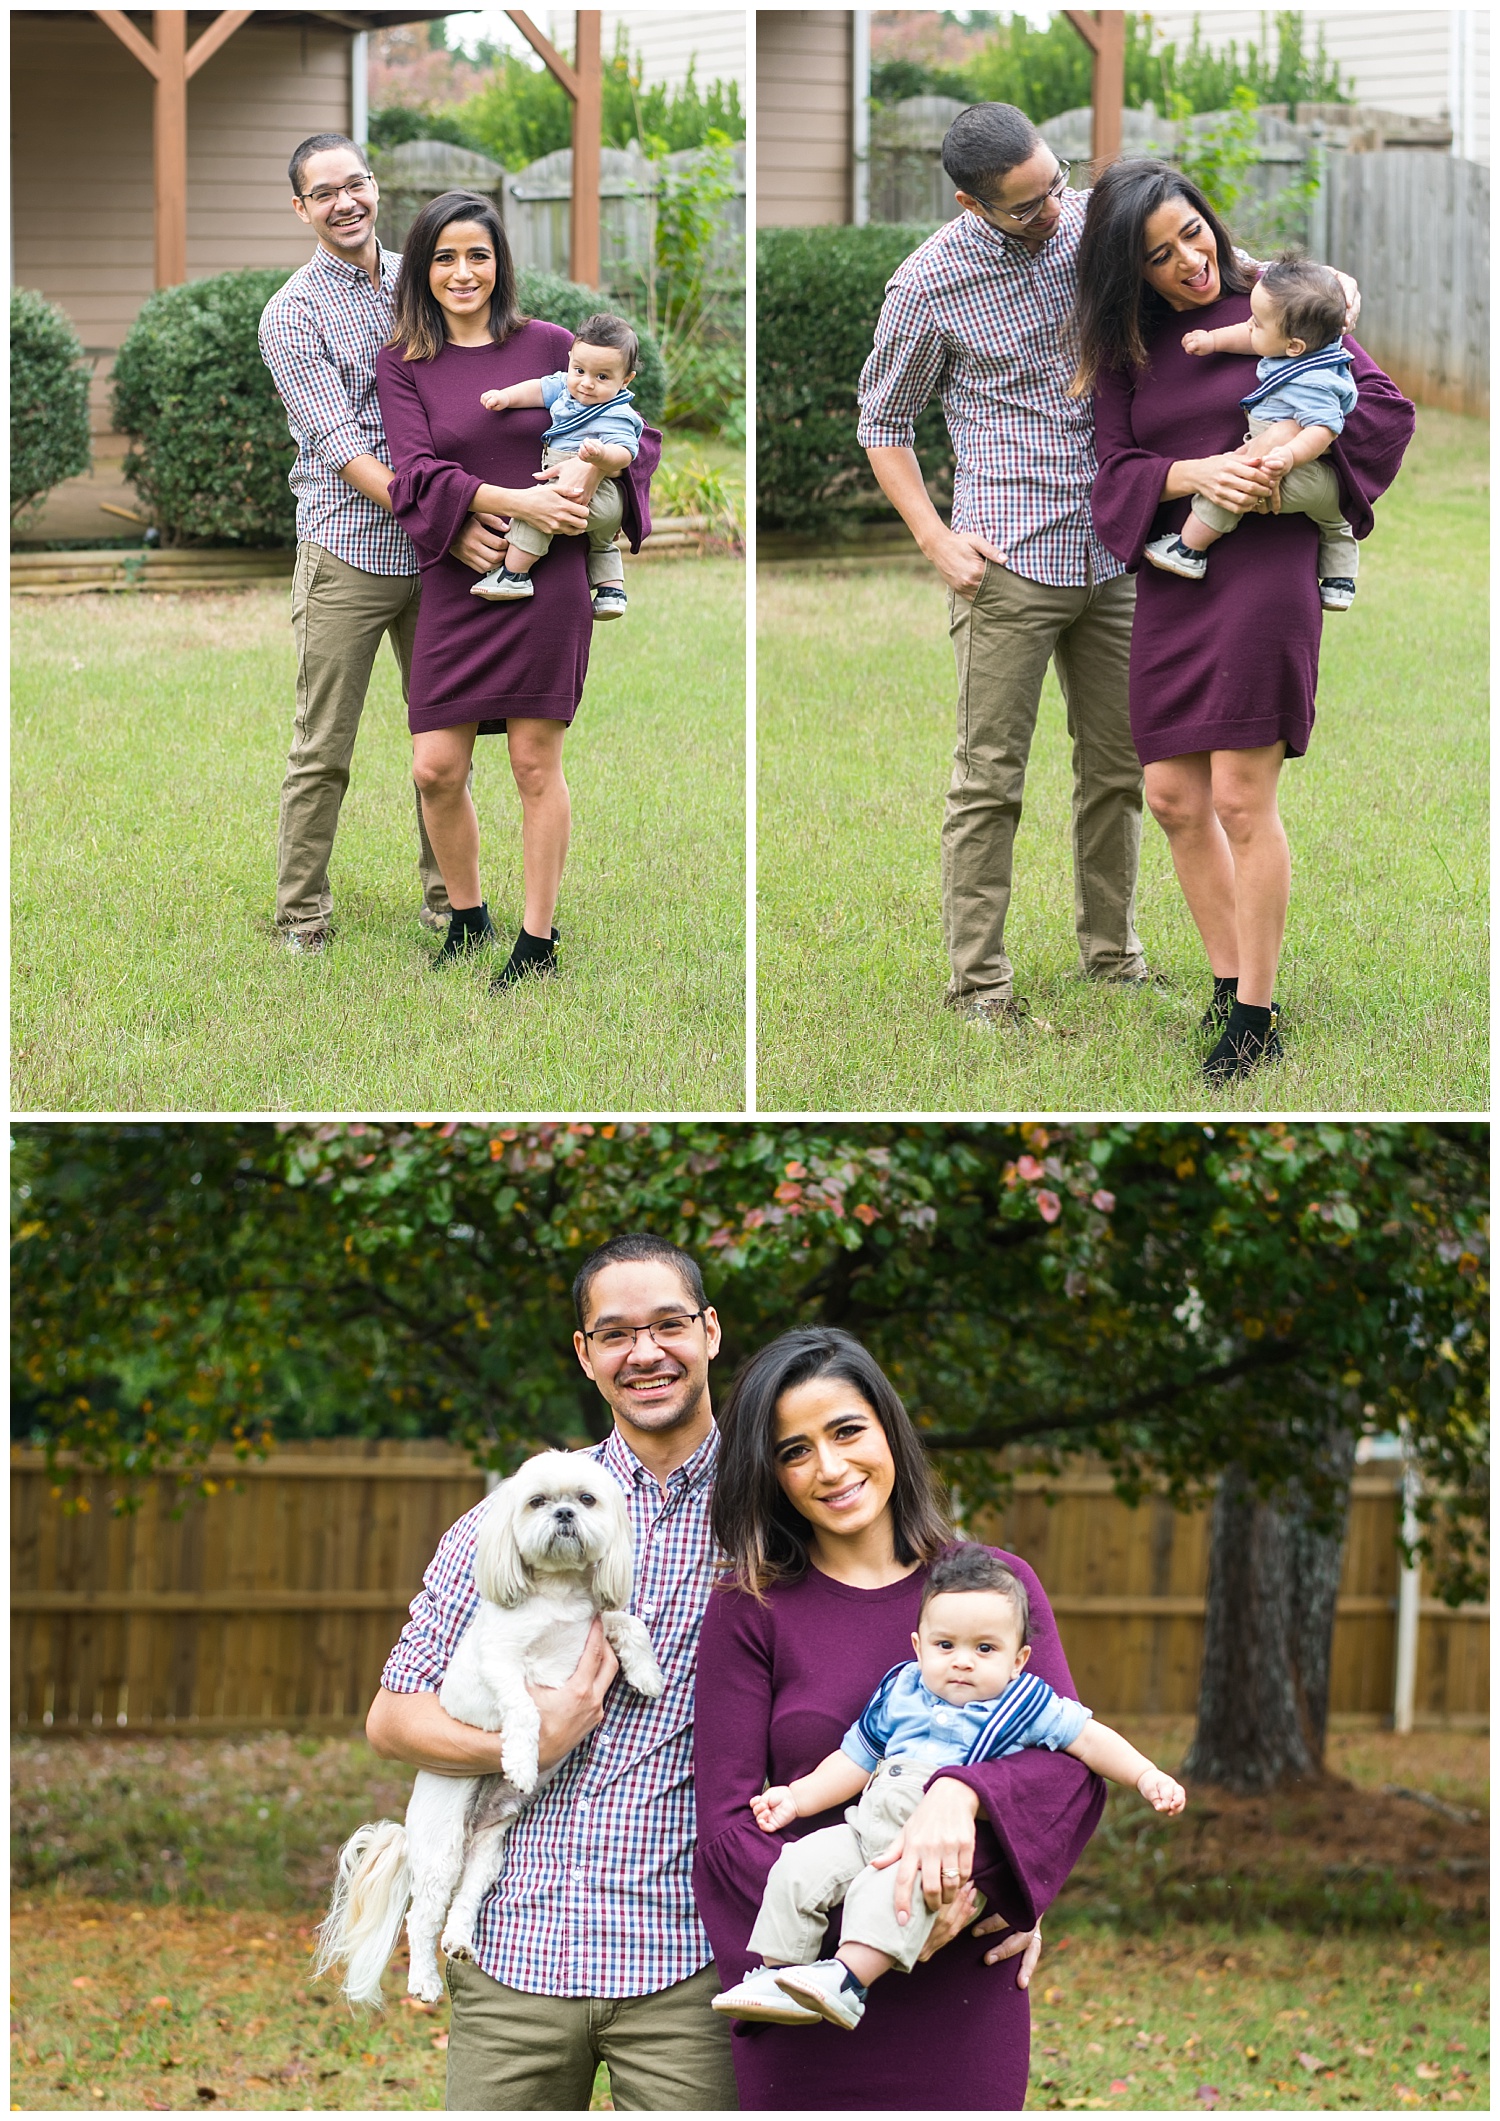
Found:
[539,372,644,459]
[1241,341,1358,435]
[841,1662,1092,1775]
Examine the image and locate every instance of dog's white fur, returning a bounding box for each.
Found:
[315,1450,664,2005]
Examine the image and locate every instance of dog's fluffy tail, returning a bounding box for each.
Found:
[315,1820,412,2007]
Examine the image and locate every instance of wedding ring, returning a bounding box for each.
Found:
[941,1867,961,1881]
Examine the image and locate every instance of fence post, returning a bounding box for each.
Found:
[1392,1445,1421,1733]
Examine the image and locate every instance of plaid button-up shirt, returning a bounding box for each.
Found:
[380,1425,719,1997]
[258,242,417,575]
[857,188,1124,589]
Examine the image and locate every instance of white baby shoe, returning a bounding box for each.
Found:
[711,1965,822,2025]
[774,1960,867,2031]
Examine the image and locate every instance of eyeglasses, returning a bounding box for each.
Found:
[301,173,374,208]
[977,160,1071,229]
[581,1311,709,1356]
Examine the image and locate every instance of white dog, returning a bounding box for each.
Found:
[315,1451,664,2006]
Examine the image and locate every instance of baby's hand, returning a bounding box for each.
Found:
[1257,445,1294,478]
[1181,329,1215,356]
[576,436,605,463]
[479,390,507,411]
[750,1787,799,1832]
[1137,1767,1186,1816]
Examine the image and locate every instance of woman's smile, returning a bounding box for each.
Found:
[772,1378,897,1548]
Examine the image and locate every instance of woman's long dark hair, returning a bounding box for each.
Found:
[1069,158,1251,396]
[390,189,526,361]
[712,1327,952,1597]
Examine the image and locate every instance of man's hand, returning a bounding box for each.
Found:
[915,1880,981,1960]
[972,1913,1044,1983]
[1334,270,1361,332]
[750,1787,800,1833]
[528,1616,618,1772]
[450,511,510,573]
[930,528,1010,600]
[869,1775,980,1922]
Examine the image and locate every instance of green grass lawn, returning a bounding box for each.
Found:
[12,1726,1486,2110]
[12,559,745,1112]
[756,407,1487,1113]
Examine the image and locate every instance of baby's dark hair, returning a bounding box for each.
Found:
[1259,253,1346,353]
[920,1542,1031,1645]
[573,311,639,376]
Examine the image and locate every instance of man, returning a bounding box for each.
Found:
[259,133,520,953]
[366,1233,737,2109]
[858,103,1157,1027]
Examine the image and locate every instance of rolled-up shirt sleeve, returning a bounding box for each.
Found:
[857,276,950,451]
[379,1499,485,1694]
[258,293,371,475]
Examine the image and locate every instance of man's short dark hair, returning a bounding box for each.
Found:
[573,311,639,377]
[290,133,363,197]
[1259,253,1346,353]
[921,1542,1031,1644]
[941,103,1043,199]
[572,1232,706,1326]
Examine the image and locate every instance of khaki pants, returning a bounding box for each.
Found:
[505,446,626,587]
[1191,412,1359,580]
[443,1956,737,2112]
[943,562,1144,1002]
[276,541,453,936]
[749,1762,966,1975]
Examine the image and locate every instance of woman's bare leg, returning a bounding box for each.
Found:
[1143,754,1239,978]
[506,717,571,936]
[1210,745,1289,1007]
[412,725,482,908]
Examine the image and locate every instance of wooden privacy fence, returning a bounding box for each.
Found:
[1314,148,1489,416]
[12,1443,1487,1733]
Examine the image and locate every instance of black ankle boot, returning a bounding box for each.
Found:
[491,925,560,990]
[1203,999,1283,1085]
[1198,974,1238,1037]
[434,903,495,967]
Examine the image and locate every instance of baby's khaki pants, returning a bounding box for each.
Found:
[1191,412,1359,580]
[505,445,626,586]
[750,1762,975,1975]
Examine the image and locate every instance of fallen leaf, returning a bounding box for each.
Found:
[1043,1986,1065,2004]
[1353,2044,1377,2058]
[1194,2087,1220,2107]
[1446,2039,1468,2053]
[1086,2043,1104,2056]
[1297,2052,1330,2073]
[148,1997,173,2011]
[1243,2046,1260,2063]
[1416,2064,1442,2080]
[1109,2081,1129,2095]
[70,1978,93,1990]
[431,2033,450,2051]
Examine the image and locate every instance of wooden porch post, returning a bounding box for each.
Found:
[1063,10,1126,168]
[94,9,253,288]
[505,9,603,286]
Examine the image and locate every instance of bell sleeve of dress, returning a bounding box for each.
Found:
[1324,336,1415,541]
[619,424,662,554]
[376,345,485,566]
[691,1582,784,1981]
[927,1552,1106,1930]
[1089,362,1175,572]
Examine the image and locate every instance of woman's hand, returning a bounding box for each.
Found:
[507,481,592,537]
[528,1616,619,1770]
[1183,451,1277,513]
[534,455,604,504]
[868,1776,980,1923]
[972,1913,1043,1984]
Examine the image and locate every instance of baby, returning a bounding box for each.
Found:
[1145,254,1360,611]
[712,1543,1185,2033]
[472,312,644,621]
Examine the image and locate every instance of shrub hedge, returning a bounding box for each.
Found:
[11,290,92,524]
[757,224,955,536]
[516,267,667,426]
[112,269,298,546]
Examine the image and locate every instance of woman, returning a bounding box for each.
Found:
[376,191,659,988]
[1073,161,1412,1083]
[692,1328,1103,2111]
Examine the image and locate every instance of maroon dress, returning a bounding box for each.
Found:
[1090,294,1413,765]
[376,320,660,733]
[692,1552,1105,2112]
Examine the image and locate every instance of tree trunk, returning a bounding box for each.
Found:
[1183,1412,1357,1793]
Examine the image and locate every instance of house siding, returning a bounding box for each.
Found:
[548,10,747,93]
[758,10,854,225]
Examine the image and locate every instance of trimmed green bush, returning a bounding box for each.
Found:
[112,269,298,547]
[516,267,667,426]
[11,290,92,524]
[757,225,955,536]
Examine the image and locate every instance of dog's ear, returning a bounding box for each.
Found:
[590,1478,635,1612]
[474,1480,533,1608]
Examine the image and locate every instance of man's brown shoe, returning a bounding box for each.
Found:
[284,925,331,956]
